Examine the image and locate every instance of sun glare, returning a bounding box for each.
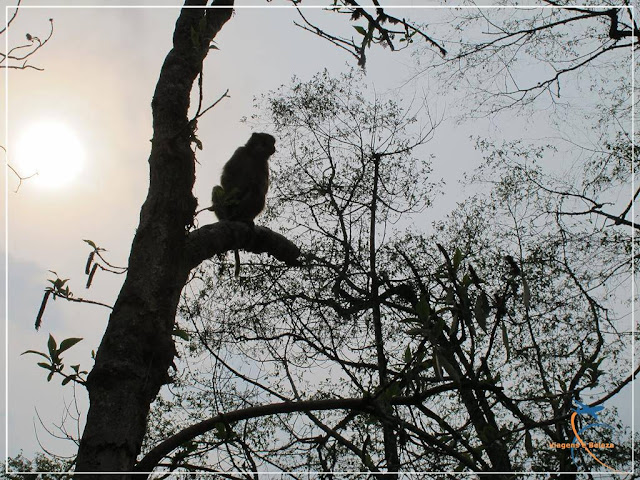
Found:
[14,121,85,188]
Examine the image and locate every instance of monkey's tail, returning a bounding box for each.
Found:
[234,249,241,277]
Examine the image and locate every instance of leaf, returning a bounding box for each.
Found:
[209,44,219,50]
[381,382,400,401]
[438,356,460,382]
[433,352,443,380]
[37,362,53,371]
[400,317,419,324]
[474,293,488,332]
[522,276,531,310]
[416,296,430,322]
[58,337,83,355]
[35,290,50,330]
[353,25,367,36]
[83,239,97,249]
[213,422,225,438]
[404,345,412,363]
[213,422,235,440]
[84,251,95,275]
[406,327,428,337]
[453,247,462,270]
[558,378,567,392]
[172,328,190,341]
[445,288,455,305]
[524,431,534,457]
[22,350,51,361]
[47,371,54,382]
[62,377,71,386]
[450,313,459,337]
[501,322,510,361]
[86,264,98,289]
[433,316,446,338]
[47,334,57,357]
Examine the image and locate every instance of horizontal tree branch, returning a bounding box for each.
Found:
[135,396,416,474]
[184,222,301,271]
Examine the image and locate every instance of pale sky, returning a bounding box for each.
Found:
[1,0,637,463]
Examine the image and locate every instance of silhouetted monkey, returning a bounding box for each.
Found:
[211,133,276,276]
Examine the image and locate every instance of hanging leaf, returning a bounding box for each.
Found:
[85,251,95,275]
[86,264,98,289]
[416,296,430,322]
[47,334,57,358]
[433,316,446,338]
[474,293,488,332]
[501,322,510,361]
[433,352,443,380]
[522,276,531,310]
[35,290,50,330]
[524,431,534,457]
[445,288,455,305]
[453,247,463,270]
[450,313,459,338]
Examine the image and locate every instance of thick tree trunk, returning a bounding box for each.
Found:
[75,2,233,476]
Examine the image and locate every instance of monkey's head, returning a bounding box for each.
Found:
[247,132,276,157]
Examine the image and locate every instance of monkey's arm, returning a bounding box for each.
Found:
[184,222,301,271]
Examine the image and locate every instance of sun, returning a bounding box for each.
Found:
[14,121,85,188]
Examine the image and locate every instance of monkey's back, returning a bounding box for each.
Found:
[219,145,270,221]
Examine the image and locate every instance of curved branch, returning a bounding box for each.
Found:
[185,222,301,270]
[135,396,420,474]
[593,363,640,407]
[0,0,21,36]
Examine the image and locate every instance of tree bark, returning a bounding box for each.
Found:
[75,2,234,476]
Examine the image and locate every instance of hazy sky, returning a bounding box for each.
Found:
[1,2,464,459]
[1,0,636,463]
